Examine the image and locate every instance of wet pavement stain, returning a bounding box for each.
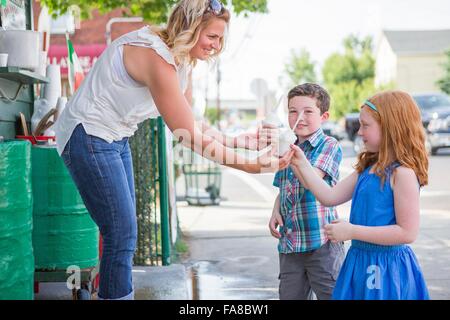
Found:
[187,260,278,300]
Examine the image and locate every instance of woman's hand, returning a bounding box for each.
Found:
[258,124,280,151]
[259,147,293,173]
[229,127,278,151]
[235,132,259,150]
[245,147,293,173]
[324,219,354,243]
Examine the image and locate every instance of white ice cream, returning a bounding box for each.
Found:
[262,112,283,128]
[274,128,297,157]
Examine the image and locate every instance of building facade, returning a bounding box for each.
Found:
[375,29,450,94]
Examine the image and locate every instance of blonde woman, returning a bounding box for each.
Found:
[54,0,290,300]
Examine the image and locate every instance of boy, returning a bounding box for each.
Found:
[269,83,344,300]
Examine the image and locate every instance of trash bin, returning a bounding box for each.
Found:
[31,145,99,270]
[181,148,222,206]
[31,145,100,300]
[0,140,34,300]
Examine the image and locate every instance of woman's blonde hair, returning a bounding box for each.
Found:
[150,0,230,66]
[355,90,429,186]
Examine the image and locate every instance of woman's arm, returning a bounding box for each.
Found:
[290,145,357,206]
[184,70,193,106]
[123,46,291,173]
[326,166,421,245]
[200,119,275,151]
[199,121,238,148]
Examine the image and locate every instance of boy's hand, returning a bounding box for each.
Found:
[269,210,284,239]
[324,219,354,243]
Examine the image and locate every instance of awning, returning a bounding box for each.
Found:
[47,44,106,76]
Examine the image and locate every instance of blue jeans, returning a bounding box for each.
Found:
[61,124,137,299]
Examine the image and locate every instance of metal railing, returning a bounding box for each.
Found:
[130,117,171,266]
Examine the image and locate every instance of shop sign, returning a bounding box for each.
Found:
[0,0,26,30]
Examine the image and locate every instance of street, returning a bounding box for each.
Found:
[177,141,450,300]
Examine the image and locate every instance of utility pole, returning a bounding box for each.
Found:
[216,59,222,130]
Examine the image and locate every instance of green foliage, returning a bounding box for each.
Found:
[328,79,376,119]
[322,35,377,120]
[130,119,162,266]
[171,231,189,262]
[204,106,220,124]
[322,36,374,86]
[174,238,188,253]
[437,50,450,95]
[283,48,317,88]
[40,0,268,23]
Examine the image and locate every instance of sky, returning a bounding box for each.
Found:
[191,0,450,107]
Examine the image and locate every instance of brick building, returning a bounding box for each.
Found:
[32,0,147,95]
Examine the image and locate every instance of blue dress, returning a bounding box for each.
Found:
[332,163,429,300]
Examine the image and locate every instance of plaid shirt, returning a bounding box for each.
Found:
[273,128,342,253]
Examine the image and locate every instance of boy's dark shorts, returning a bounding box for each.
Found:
[278,241,345,300]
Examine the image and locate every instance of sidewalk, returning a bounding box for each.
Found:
[34,264,191,300]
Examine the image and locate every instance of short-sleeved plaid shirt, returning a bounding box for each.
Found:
[273,128,342,253]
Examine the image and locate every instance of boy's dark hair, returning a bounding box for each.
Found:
[288,83,330,114]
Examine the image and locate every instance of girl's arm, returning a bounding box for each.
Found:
[290,144,357,206]
[325,166,421,245]
[290,162,325,188]
[124,46,291,173]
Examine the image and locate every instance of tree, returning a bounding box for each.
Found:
[437,49,450,95]
[327,79,375,119]
[283,48,317,88]
[323,35,374,87]
[322,35,377,119]
[40,0,268,23]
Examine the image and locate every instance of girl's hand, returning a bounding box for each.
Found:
[289,144,307,167]
[324,219,354,243]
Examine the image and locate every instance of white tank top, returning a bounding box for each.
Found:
[54,26,191,155]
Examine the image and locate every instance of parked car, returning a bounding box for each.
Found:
[344,93,450,155]
[322,120,347,141]
[413,93,450,155]
[344,112,360,142]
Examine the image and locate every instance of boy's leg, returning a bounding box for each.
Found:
[305,241,345,300]
[279,253,314,300]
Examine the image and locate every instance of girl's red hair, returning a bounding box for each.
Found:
[355,90,428,186]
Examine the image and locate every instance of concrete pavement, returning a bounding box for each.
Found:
[34,265,191,300]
